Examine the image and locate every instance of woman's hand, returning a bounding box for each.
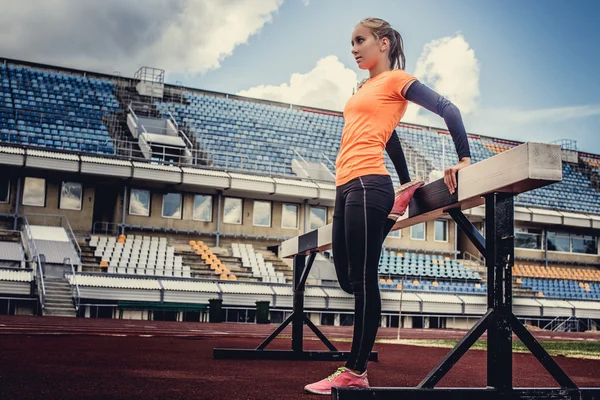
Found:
[444,157,471,194]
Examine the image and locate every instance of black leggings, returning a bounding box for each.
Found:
[332,174,396,373]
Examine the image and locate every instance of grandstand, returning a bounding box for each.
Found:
[0,57,598,332]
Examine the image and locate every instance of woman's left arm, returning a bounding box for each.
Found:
[402,80,471,194]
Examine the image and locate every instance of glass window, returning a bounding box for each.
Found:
[388,229,400,238]
[282,203,299,229]
[434,220,448,242]
[410,222,426,240]
[223,197,242,225]
[59,182,82,211]
[571,234,598,255]
[547,231,570,252]
[515,228,543,250]
[162,193,182,219]
[253,201,271,227]
[193,194,212,222]
[0,178,9,203]
[22,177,45,207]
[129,189,150,216]
[310,206,326,230]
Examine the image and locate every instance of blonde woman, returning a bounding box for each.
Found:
[304,18,472,395]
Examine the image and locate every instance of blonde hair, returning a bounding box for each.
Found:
[358,18,406,70]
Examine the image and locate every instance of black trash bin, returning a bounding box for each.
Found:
[209,298,223,323]
[255,300,270,324]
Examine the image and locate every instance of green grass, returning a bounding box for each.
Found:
[376,339,600,359]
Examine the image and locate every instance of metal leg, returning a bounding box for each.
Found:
[485,193,514,391]
[417,309,491,388]
[304,314,338,352]
[213,251,377,361]
[510,313,577,389]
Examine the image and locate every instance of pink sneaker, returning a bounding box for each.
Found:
[388,180,425,219]
[304,366,369,396]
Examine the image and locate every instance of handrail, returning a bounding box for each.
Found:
[178,129,193,149]
[464,251,484,265]
[65,257,80,312]
[61,216,82,261]
[128,104,138,123]
[35,255,46,311]
[167,111,179,128]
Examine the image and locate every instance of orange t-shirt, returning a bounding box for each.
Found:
[335,69,417,187]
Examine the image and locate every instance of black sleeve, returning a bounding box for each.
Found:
[385,130,411,185]
[404,80,471,160]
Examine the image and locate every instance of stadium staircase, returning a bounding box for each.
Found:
[42,277,77,317]
[170,239,259,282]
[79,238,101,267]
[254,249,293,283]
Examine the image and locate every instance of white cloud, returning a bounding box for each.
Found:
[236,55,357,111]
[0,0,283,77]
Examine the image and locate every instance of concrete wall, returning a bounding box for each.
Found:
[384,218,456,254]
[0,177,95,233]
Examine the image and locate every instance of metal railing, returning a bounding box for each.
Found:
[34,255,46,312]
[64,257,80,312]
[92,222,120,236]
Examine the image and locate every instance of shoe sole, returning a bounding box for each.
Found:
[389,181,425,219]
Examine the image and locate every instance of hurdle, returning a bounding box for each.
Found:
[214,142,598,398]
[213,142,566,364]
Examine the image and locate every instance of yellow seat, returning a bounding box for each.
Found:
[189,240,197,246]
[386,278,393,284]
[396,284,403,290]
[100,261,108,267]
[229,275,237,281]
[219,274,228,280]
[380,278,386,284]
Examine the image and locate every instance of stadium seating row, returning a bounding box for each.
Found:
[232,243,285,283]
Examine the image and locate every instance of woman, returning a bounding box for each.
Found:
[304,17,472,395]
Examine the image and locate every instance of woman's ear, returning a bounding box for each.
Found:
[380,37,389,52]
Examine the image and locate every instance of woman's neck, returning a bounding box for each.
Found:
[369,63,392,79]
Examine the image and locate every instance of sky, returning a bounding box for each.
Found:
[1,0,599,154]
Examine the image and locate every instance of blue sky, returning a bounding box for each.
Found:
[3,0,598,154]
[168,0,600,154]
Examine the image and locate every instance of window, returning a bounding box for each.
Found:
[570,234,597,255]
[410,222,426,240]
[253,200,271,227]
[59,182,82,211]
[282,203,299,229]
[310,206,326,230]
[162,193,182,219]
[547,231,570,252]
[0,179,9,203]
[129,189,150,216]
[193,194,212,222]
[22,177,45,207]
[223,197,242,225]
[515,228,543,250]
[434,220,448,242]
[388,229,400,238]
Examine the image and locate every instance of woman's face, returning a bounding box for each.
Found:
[351,24,385,70]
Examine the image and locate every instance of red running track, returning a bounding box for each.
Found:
[0,315,599,400]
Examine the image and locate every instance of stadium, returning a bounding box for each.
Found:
[0,52,599,399]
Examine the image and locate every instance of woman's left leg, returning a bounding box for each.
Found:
[343,175,394,374]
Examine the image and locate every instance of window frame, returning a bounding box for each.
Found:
[162,192,183,220]
[129,188,151,217]
[59,181,83,211]
[192,194,213,222]
[252,200,272,227]
[22,177,46,207]
[281,203,299,229]
[223,197,243,225]
[410,222,426,241]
